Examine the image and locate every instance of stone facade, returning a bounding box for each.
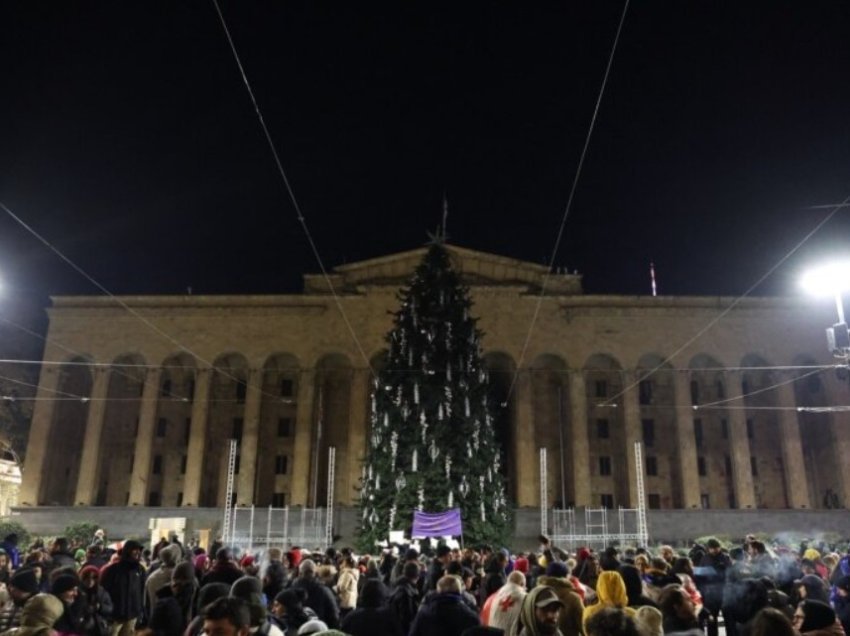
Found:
[17,245,849,521]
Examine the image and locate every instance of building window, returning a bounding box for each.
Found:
[596,419,610,439]
[751,456,758,476]
[160,379,172,398]
[599,456,612,476]
[642,419,655,447]
[746,418,754,439]
[272,492,286,507]
[232,418,244,440]
[646,456,658,476]
[694,419,703,447]
[176,492,183,507]
[280,379,294,397]
[133,418,139,437]
[236,380,247,404]
[187,379,195,403]
[601,494,614,508]
[721,419,728,439]
[807,375,822,393]
[639,380,652,405]
[148,491,161,507]
[701,493,711,509]
[234,454,241,474]
[724,455,732,477]
[697,456,707,476]
[184,418,191,445]
[156,418,167,438]
[278,418,292,437]
[180,455,187,474]
[716,380,725,399]
[595,380,608,398]
[152,455,162,475]
[742,379,750,395]
[648,494,661,509]
[275,455,288,475]
[690,380,699,405]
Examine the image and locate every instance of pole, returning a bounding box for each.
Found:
[558,384,566,508]
[836,294,846,324]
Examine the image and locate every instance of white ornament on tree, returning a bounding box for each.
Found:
[390,431,399,472]
[412,449,418,472]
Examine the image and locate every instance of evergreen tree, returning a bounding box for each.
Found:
[358,241,509,549]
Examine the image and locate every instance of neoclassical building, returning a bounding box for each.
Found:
[18,246,850,518]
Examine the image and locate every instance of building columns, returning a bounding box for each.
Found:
[182,368,212,507]
[346,368,371,506]
[725,371,756,508]
[824,374,850,507]
[128,369,161,506]
[568,370,591,507]
[621,371,642,508]
[73,368,111,505]
[673,370,701,509]
[236,368,264,506]
[19,366,62,505]
[776,379,810,508]
[290,369,316,506]
[514,369,537,507]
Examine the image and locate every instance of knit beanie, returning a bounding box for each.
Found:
[10,568,39,595]
[50,574,79,596]
[545,561,568,578]
[635,605,663,636]
[801,599,836,632]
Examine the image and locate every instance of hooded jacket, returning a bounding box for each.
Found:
[582,571,636,629]
[0,594,64,636]
[535,576,584,636]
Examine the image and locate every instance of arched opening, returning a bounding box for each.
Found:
[531,354,570,508]
[584,353,626,508]
[314,354,352,508]
[483,352,516,503]
[636,355,677,509]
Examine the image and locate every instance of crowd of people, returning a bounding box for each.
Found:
[0,529,846,636]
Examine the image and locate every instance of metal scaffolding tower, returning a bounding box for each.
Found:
[539,448,548,535]
[634,441,649,545]
[222,439,238,544]
[325,446,336,548]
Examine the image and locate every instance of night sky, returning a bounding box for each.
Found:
[3,2,850,312]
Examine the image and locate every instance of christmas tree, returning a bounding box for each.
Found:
[358,241,509,549]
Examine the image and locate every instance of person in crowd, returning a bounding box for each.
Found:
[0,569,41,631]
[289,560,339,629]
[641,558,680,603]
[481,571,527,634]
[658,546,676,568]
[144,544,180,614]
[573,549,599,592]
[632,605,662,636]
[202,549,243,587]
[747,541,776,580]
[657,584,700,635]
[0,593,64,636]
[262,549,287,608]
[185,583,230,636]
[45,539,77,581]
[798,574,832,604]
[340,578,402,636]
[409,575,479,636]
[388,560,422,635]
[670,557,703,613]
[0,536,20,571]
[82,546,107,571]
[535,564,583,636]
[616,565,656,610]
[228,575,283,636]
[147,561,197,636]
[833,575,850,635]
[583,571,634,630]
[270,589,317,636]
[333,554,358,618]
[76,565,113,636]
[0,551,11,586]
[513,585,565,636]
[749,607,797,636]
[445,562,478,612]
[428,546,453,593]
[697,538,731,636]
[200,597,251,636]
[584,607,641,636]
[51,572,84,635]
[794,599,845,636]
[99,540,146,636]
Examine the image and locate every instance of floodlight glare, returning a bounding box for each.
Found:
[800,261,850,297]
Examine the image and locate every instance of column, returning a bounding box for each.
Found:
[725,371,756,508]
[290,368,315,506]
[776,380,810,508]
[824,374,850,507]
[673,370,701,508]
[514,369,537,507]
[182,368,212,507]
[236,368,264,506]
[621,371,642,507]
[568,370,591,507]
[73,368,111,505]
[19,366,62,505]
[129,368,161,505]
[346,368,371,506]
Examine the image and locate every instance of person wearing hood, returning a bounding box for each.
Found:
[185,583,230,636]
[616,565,656,610]
[513,586,565,636]
[0,569,43,632]
[582,571,635,630]
[0,593,64,636]
[409,575,479,636]
[339,578,402,636]
[332,555,358,618]
[271,588,317,636]
[228,576,283,636]
[202,549,243,588]
[51,573,85,635]
[832,575,850,635]
[144,544,181,614]
[76,566,112,636]
[794,599,845,635]
[99,540,146,636]
[147,561,197,636]
[480,571,527,634]
[535,564,583,636]
[641,558,680,604]
[797,575,831,604]
[289,560,338,629]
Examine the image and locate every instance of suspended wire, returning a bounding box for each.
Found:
[693,367,826,411]
[601,195,850,409]
[209,0,374,378]
[507,0,630,402]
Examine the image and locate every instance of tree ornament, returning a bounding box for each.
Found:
[448,489,453,508]
[368,465,373,481]
[417,486,425,510]
[467,442,473,458]
[487,467,493,483]
[446,363,452,381]
[396,474,406,490]
[383,412,389,428]
[414,382,419,404]
[412,449,418,472]
[390,432,398,472]
[375,474,380,490]
[459,477,469,498]
[480,502,486,522]
[389,503,397,530]
[429,439,439,461]
[445,455,452,479]
[464,396,470,417]
[437,403,444,421]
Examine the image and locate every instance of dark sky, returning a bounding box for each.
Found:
[3,2,850,308]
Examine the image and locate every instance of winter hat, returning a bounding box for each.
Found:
[545,561,568,578]
[634,605,663,636]
[10,568,40,595]
[577,547,591,561]
[159,544,180,567]
[20,594,64,628]
[297,619,329,634]
[800,599,836,632]
[79,566,100,581]
[835,575,850,593]
[514,557,529,573]
[74,549,86,562]
[230,576,265,627]
[172,561,196,585]
[122,540,143,554]
[50,574,79,596]
[803,548,822,561]
[240,555,255,568]
[195,583,230,615]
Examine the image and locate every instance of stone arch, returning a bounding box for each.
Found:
[94,353,148,506]
[200,353,250,507]
[636,354,679,508]
[313,354,353,508]
[482,352,517,503]
[740,353,785,508]
[583,353,627,507]
[531,354,571,507]
[254,353,301,506]
[794,354,838,508]
[41,356,93,505]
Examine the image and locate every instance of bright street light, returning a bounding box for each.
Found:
[801,260,850,357]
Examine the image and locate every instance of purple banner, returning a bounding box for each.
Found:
[412,508,463,538]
